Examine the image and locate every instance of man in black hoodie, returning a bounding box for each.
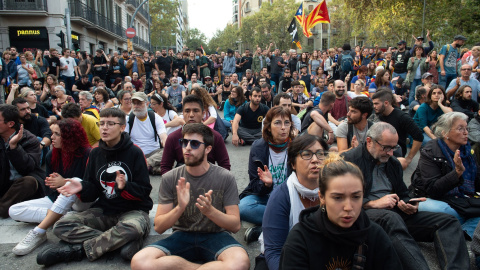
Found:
[37,108,153,266]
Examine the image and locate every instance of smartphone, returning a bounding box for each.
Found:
[407,198,423,205]
[254,160,264,169]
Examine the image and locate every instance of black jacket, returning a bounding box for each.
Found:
[450,98,479,120]
[0,129,45,198]
[79,132,153,215]
[411,139,480,199]
[280,206,402,270]
[342,143,410,205]
[239,139,292,199]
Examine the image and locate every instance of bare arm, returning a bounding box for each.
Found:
[231,113,242,146]
[164,115,185,128]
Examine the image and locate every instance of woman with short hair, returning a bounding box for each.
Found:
[93,88,114,111]
[412,112,480,238]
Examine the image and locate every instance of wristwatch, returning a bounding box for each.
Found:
[40,141,46,148]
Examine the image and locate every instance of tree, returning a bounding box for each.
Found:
[149,0,179,50]
[208,24,240,53]
[185,28,208,52]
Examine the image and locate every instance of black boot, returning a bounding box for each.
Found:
[37,242,84,266]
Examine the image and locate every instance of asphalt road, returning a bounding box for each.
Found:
[0,127,475,269]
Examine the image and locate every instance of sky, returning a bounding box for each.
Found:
[187,0,232,41]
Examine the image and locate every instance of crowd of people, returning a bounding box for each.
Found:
[0,31,480,269]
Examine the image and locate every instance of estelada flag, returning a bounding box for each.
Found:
[295,3,304,26]
[288,18,302,50]
[303,0,330,38]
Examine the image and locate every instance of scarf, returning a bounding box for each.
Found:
[267,138,289,153]
[438,139,477,196]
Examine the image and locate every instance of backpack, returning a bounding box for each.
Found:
[128,110,161,148]
[346,120,373,148]
[341,53,354,72]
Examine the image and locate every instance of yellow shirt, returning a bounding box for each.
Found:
[81,114,100,146]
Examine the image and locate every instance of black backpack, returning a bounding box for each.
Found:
[128,110,162,148]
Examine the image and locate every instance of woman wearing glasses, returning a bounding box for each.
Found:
[413,85,453,145]
[411,112,480,238]
[150,93,184,135]
[239,107,296,244]
[258,134,329,270]
[9,119,92,255]
[280,154,400,270]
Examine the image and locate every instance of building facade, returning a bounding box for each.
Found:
[0,0,151,55]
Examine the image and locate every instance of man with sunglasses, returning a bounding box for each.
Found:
[342,122,469,270]
[39,108,153,266]
[160,95,230,175]
[131,123,249,270]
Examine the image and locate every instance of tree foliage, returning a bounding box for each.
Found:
[185,28,208,52]
[329,0,480,48]
[149,0,179,49]
[208,24,240,54]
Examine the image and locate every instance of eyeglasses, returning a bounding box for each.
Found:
[179,139,205,149]
[96,121,122,128]
[374,140,400,152]
[455,126,470,133]
[273,120,291,127]
[299,150,328,160]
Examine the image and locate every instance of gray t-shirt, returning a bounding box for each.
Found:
[166,85,186,107]
[158,164,239,233]
[335,120,369,146]
[367,163,393,201]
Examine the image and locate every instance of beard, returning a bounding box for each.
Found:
[184,151,205,167]
[133,107,147,118]
[375,104,385,115]
[347,116,361,125]
[335,90,344,97]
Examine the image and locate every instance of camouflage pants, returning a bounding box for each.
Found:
[53,208,150,261]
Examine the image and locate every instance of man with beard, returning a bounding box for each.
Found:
[217,75,233,109]
[439,35,467,88]
[126,92,167,174]
[39,108,153,266]
[260,83,274,108]
[450,85,479,120]
[131,123,248,270]
[335,96,373,152]
[160,95,230,175]
[166,77,186,111]
[371,90,423,169]
[342,122,469,270]
[223,49,236,77]
[232,88,269,146]
[244,69,256,89]
[203,76,216,98]
[327,80,351,132]
[12,98,51,163]
[32,80,44,101]
[239,48,253,77]
[155,49,172,78]
[46,48,60,78]
[446,63,480,102]
[392,40,411,83]
[278,68,293,94]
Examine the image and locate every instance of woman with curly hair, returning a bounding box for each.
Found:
[150,93,185,135]
[191,86,218,128]
[10,119,92,255]
[223,86,247,130]
[93,87,114,111]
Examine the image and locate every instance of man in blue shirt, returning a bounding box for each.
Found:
[439,35,467,88]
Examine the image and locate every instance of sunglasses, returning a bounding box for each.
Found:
[179,139,205,149]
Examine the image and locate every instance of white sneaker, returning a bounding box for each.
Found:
[12,229,47,255]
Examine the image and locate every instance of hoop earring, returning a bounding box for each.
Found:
[321,205,326,212]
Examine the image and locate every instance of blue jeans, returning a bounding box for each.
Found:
[409,78,422,104]
[222,119,232,130]
[271,73,281,89]
[418,198,480,238]
[239,194,268,225]
[422,132,432,146]
[392,72,407,82]
[37,136,48,166]
[439,74,457,89]
[148,231,244,262]
[60,75,75,96]
[236,72,243,80]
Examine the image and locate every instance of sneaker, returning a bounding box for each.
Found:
[120,237,144,261]
[244,226,262,244]
[37,242,84,266]
[12,229,47,256]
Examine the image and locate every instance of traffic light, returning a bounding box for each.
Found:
[56,30,65,49]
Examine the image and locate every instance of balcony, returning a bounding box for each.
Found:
[0,0,48,15]
[132,36,150,50]
[69,0,124,38]
[125,0,150,22]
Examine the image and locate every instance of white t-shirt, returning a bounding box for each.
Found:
[206,105,218,120]
[126,113,167,155]
[268,148,289,187]
[162,109,181,135]
[60,56,77,77]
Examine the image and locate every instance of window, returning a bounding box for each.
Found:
[309,5,313,11]
[115,5,122,25]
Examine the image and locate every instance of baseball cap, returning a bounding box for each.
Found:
[422,72,433,79]
[204,76,211,80]
[131,92,148,102]
[454,35,467,41]
[416,36,424,40]
[397,40,407,45]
